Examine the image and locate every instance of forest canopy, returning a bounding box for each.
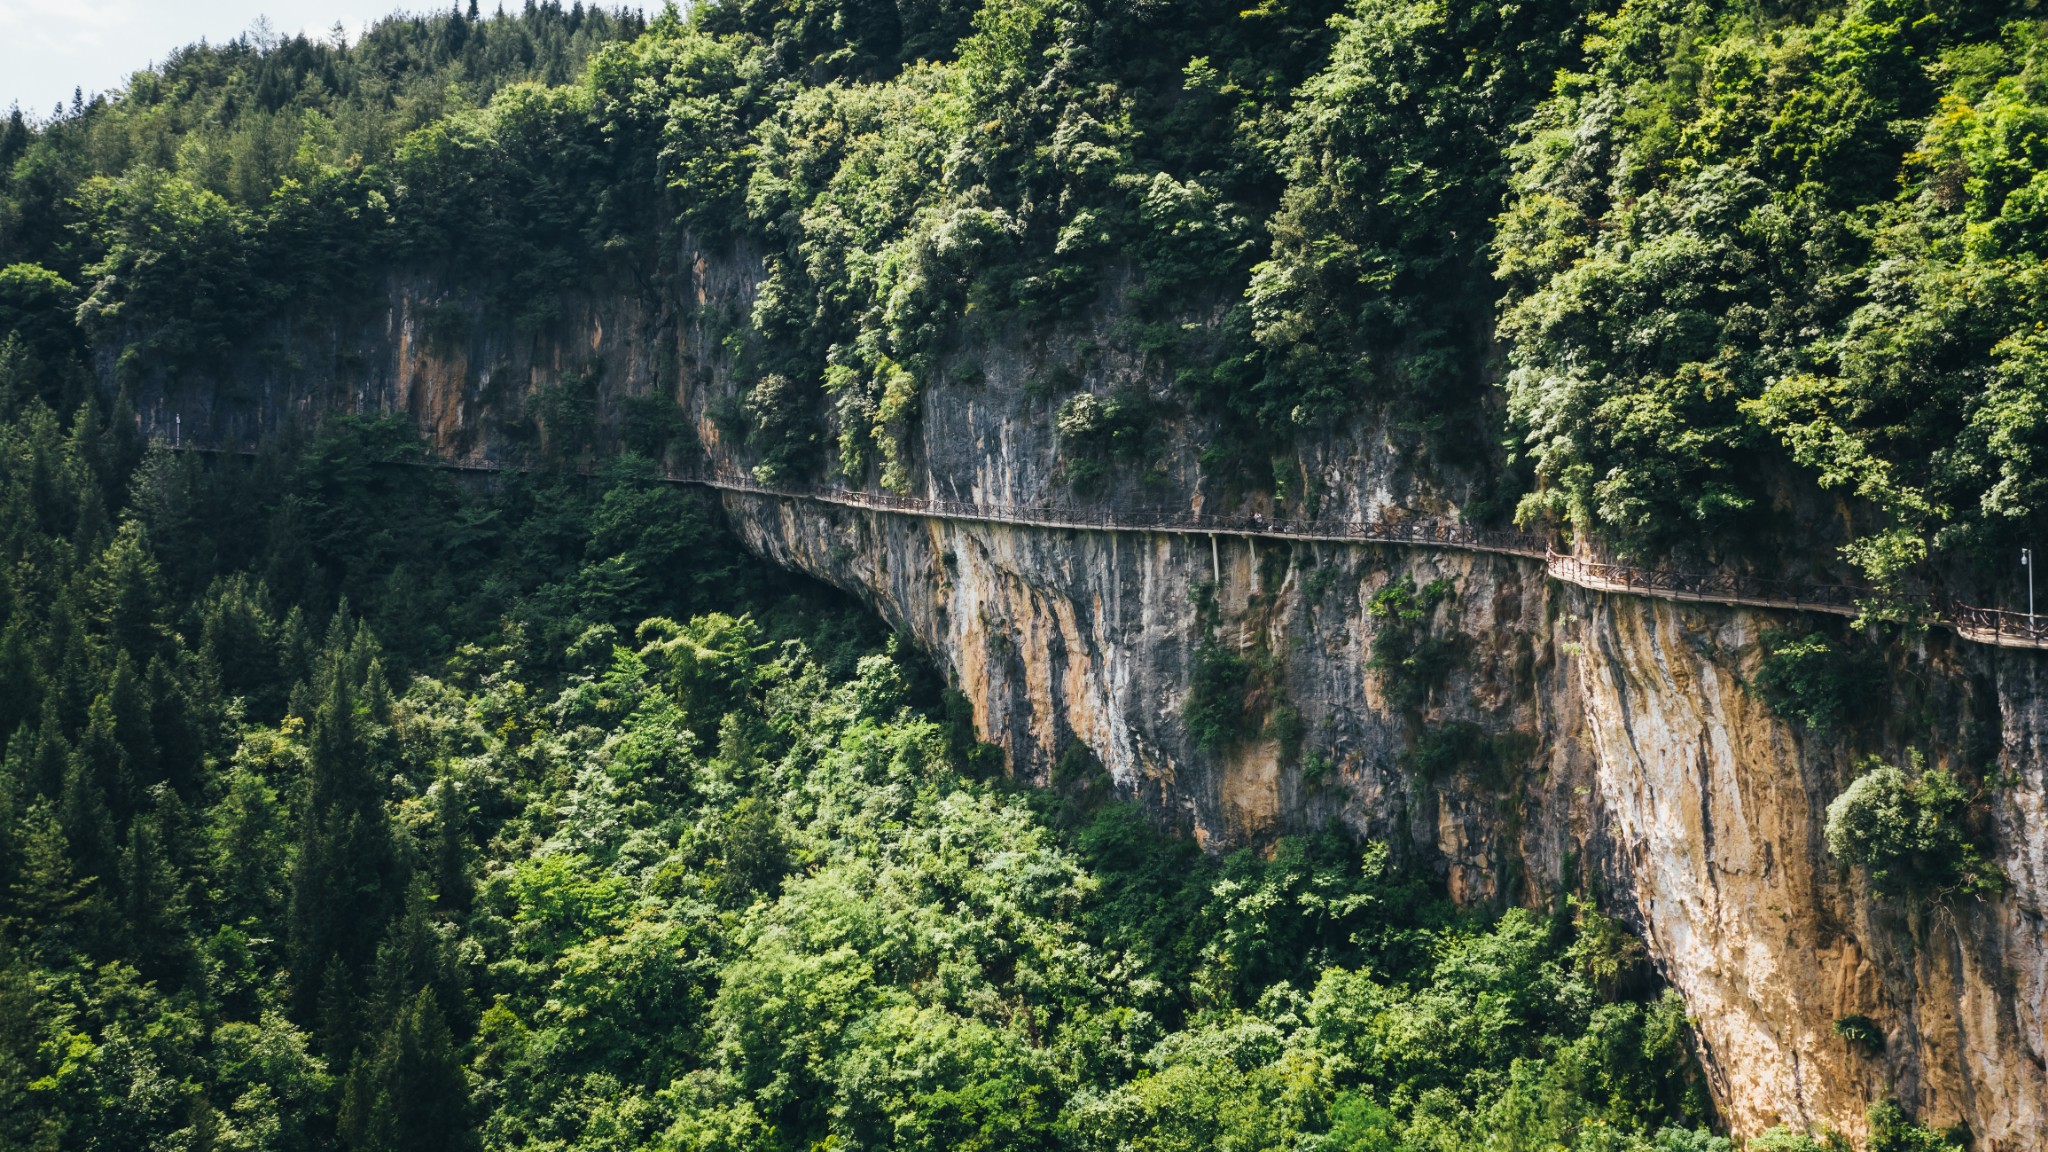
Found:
[0,3,2009,1148]
[0,389,1736,1149]
[11,0,2048,596]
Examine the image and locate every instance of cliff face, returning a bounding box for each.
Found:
[129,264,2048,1147]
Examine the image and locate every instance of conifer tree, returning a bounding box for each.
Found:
[207,768,286,930]
[58,745,116,889]
[367,880,463,1039]
[8,801,85,960]
[287,617,398,1044]
[25,700,68,801]
[0,622,38,741]
[118,803,188,980]
[339,986,478,1152]
[0,736,20,916]
[100,651,156,808]
[92,521,168,659]
[146,654,205,798]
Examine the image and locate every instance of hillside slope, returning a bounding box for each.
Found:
[6,0,2048,1145]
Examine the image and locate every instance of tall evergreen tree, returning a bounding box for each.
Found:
[339,986,478,1152]
[7,802,85,960]
[287,618,398,1046]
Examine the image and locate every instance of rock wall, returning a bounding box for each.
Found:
[126,262,2048,1147]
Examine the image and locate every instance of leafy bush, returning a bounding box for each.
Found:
[1366,575,1456,711]
[1824,755,2002,900]
[1406,720,1535,789]
[1752,630,1880,734]
[1055,388,1157,492]
[1184,637,1254,751]
[1866,1100,1968,1152]
[1833,1014,1885,1055]
[1495,0,2048,589]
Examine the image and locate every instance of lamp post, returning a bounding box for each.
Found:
[2027,547,2035,625]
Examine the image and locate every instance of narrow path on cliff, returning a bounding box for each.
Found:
[169,441,2048,650]
[668,465,2048,650]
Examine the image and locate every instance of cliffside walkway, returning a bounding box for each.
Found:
[673,466,2048,650]
[168,441,2048,650]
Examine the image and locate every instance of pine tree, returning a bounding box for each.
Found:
[0,735,20,919]
[118,801,190,981]
[287,619,398,1042]
[57,745,116,887]
[339,986,479,1152]
[102,651,157,807]
[0,622,39,742]
[92,521,168,659]
[207,768,286,930]
[7,801,85,959]
[147,655,209,798]
[198,574,279,710]
[25,700,67,800]
[367,880,464,1039]
[426,774,471,915]
[74,679,136,823]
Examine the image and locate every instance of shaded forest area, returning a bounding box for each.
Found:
[9,2,2048,598]
[0,397,1732,1150]
[0,0,2020,1148]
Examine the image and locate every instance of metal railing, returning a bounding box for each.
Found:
[667,465,1552,557]
[160,439,2048,651]
[1541,553,1865,618]
[1944,602,2048,648]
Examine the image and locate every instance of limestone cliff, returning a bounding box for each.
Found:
[126,266,2048,1148]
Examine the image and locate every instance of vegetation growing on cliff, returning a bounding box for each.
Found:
[0,386,1738,1150]
[1750,630,1881,735]
[1366,575,1456,712]
[0,4,2015,1143]
[1823,753,2002,900]
[12,0,2048,593]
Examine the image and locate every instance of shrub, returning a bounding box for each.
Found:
[1832,1014,1884,1055]
[741,373,816,484]
[1265,703,1305,764]
[1055,389,1156,492]
[1184,638,1253,751]
[1403,721,1535,789]
[1752,631,1879,733]
[1366,576,1455,711]
[1865,1100,1967,1152]
[1823,755,2002,900]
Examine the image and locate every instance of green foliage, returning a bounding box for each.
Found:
[14,0,2048,598]
[0,383,1724,1151]
[1184,637,1255,751]
[1495,0,2048,588]
[1055,388,1158,492]
[1245,0,1591,432]
[341,987,478,1152]
[1366,575,1455,710]
[1823,754,2002,900]
[1406,720,1534,789]
[1745,1129,1839,1152]
[1832,1013,1885,1055]
[1752,630,1880,734]
[1865,1100,1968,1152]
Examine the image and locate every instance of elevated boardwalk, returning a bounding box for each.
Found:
[169,443,2048,651]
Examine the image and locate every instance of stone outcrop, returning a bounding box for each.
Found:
[126,263,2048,1147]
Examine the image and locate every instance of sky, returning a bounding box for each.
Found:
[0,1,431,117]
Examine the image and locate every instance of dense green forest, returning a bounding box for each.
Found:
[0,0,2017,1148]
[7,0,2048,598]
[0,386,1750,1147]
